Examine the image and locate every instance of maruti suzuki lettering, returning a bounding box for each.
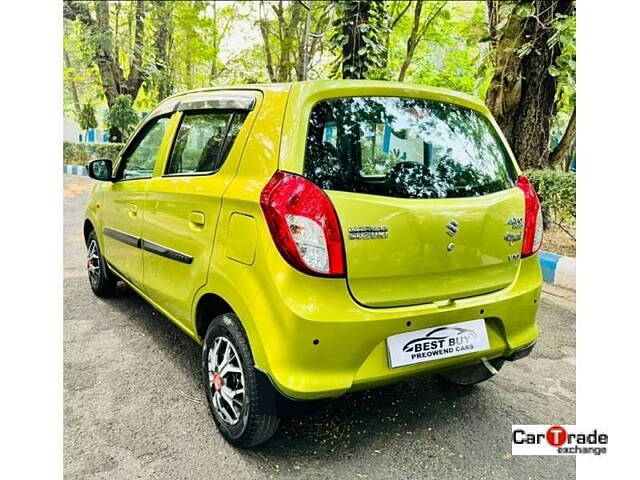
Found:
[83,80,543,447]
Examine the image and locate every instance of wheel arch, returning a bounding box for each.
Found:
[83,218,95,246]
[192,284,270,373]
[195,293,235,342]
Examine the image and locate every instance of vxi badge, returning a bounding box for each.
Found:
[512,425,608,456]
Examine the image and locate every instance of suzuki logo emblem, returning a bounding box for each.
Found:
[446,220,459,237]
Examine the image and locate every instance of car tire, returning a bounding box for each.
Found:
[438,358,504,386]
[202,313,280,447]
[86,230,117,297]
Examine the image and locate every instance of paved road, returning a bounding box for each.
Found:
[64,175,575,479]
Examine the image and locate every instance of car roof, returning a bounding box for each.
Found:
[156,80,488,114]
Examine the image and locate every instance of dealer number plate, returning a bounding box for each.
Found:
[386,319,490,369]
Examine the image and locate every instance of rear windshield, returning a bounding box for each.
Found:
[303,96,517,198]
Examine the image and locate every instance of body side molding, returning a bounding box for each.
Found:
[103,227,141,248]
[103,227,193,264]
[141,239,193,265]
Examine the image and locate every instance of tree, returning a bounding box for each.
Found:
[62,0,577,165]
[397,0,446,81]
[484,0,575,169]
[547,11,576,170]
[63,1,148,140]
[258,1,304,82]
[208,2,239,82]
[549,107,575,170]
[105,95,139,142]
[328,0,387,79]
[150,0,175,101]
[78,103,98,141]
[63,49,82,118]
[294,1,332,80]
[409,2,490,95]
[379,1,411,75]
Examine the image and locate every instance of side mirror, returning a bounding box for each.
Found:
[87,158,113,181]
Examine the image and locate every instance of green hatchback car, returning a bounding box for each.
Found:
[84,80,542,446]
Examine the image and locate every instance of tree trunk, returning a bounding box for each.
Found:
[342,1,370,79]
[92,1,123,107]
[295,7,308,81]
[276,1,303,82]
[259,0,304,82]
[209,2,219,81]
[124,0,146,99]
[294,2,329,81]
[380,1,411,74]
[549,107,576,170]
[153,0,173,100]
[258,1,277,82]
[397,1,423,82]
[397,1,445,82]
[63,49,81,118]
[485,0,574,169]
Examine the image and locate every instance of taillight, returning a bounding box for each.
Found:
[260,171,345,277]
[517,175,543,258]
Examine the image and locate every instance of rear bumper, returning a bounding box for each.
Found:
[247,255,542,400]
[505,341,536,361]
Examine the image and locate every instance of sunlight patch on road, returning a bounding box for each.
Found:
[64,182,91,198]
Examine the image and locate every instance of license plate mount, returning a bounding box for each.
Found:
[386,319,490,369]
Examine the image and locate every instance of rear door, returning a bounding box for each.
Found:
[303,96,524,308]
[101,116,172,288]
[141,92,259,325]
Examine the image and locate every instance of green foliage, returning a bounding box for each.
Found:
[549,12,576,94]
[78,103,98,131]
[548,12,576,139]
[62,1,504,106]
[526,169,576,228]
[328,1,388,79]
[63,18,102,119]
[63,142,124,165]
[63,1,575,171]
[390,2,487,95]
[105,95,139,139]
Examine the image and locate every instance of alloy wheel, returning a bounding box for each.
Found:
[208,336,245,425]
[87,239,100,285]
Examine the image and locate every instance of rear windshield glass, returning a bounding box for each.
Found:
[303,97,517,198]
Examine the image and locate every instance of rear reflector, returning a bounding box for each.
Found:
[517,175,543,257]
[260,171,345,277]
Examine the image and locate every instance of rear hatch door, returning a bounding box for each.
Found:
[330,189,524,307]
[303,95,524,308]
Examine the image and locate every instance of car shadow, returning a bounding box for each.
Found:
[102,283,486,460]
[99,284,203,387]
[249,377,481,462]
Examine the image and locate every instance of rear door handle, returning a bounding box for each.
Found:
[189,211,205,226]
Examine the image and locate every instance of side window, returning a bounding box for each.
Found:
[120,117,169,180]
[165,112,247,175]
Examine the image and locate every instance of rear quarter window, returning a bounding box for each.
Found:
[303,96,517,198]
